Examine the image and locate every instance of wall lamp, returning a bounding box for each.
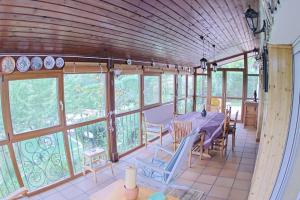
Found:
[245,6,266,35]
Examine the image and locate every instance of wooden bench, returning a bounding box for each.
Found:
[143,103,174,147]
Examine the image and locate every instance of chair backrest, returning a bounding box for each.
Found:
[225,106,232,119]
[233,110,239,126]
[164,130,198,184]
[173,120,192,148]
[143,103,174,124]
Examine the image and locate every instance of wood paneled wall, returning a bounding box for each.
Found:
[249,45,293,200]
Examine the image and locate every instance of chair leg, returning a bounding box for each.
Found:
[232,131,235,151]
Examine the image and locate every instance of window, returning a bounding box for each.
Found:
[0,86,5,140]
[0,145,19,199]
[144,76,160,106]
[248,76,259,98]
[177,100,185,114]
[64,74,106,125]
[68,121,108,174]
[9,78,59,134]
[197,75,207,97]
[162,74,174,103]
[220,58,244,68]
[187,75,194,97]
[13,132,69,191]
[212,71,223,97]
[115,75,140,114]
[248,57,259,74]
[186,98,193,113]
[226,72,243,98]
[116,112,140,153]
[177,75,186,99]
[196,97,207,112]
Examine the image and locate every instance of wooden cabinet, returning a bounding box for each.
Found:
[243,101,259,128]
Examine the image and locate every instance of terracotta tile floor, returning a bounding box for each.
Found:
[25,124,258,200]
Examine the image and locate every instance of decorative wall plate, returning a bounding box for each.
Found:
[1,56,15,74]
[31,57,43,71]
[44,56,55,69]
[16,56,30,72]
[55,57,65,68]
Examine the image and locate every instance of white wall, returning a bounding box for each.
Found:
[269,0,300,198]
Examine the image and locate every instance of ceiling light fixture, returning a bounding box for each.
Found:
[244,6,266,34]
[200,35,208,71]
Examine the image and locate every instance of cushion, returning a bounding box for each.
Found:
[144,103,174,124]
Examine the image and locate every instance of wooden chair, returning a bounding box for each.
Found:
[228,110,239,151]
[6,187,28,200]
[172,120,192,152]
[211,116,229,158]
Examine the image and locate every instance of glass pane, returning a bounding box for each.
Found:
[68,121,108,174]
[14,132,69,191]
[64,74,106,125]
[248,56,259,74]
[0,84,5,140]
[186,98,193,113]
[177,75,186,99]
[116,113,140,153]
[177,100,185,114]
[196,97,207,112]
[212,71,223,97]
[248,76,259,99]
[220,58,244,68]
[144,76,160,106]
[9,78,59,134]
[226,99,242,120]
[197,75,207,97]
[187,75,194,97]
[0,145,19,199]
[162,74,174,103]
[226,72,243,98]
[115,75,140,114]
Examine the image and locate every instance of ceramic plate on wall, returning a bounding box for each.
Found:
[31,57,43,71]
[44,56,55,69]
[1,56,15,74]
[55,57,65,68]
[16,56,30,72]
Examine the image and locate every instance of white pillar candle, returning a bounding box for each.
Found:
[125,166,136,189]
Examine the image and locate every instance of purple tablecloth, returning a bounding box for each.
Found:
[169,112,225,148]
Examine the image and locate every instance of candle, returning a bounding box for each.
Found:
[125,166,136,189]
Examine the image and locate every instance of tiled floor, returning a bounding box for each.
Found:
[25,124,258,200]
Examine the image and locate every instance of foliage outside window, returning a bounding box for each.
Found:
[0,145,19,199]
[196,97,207,112]
[186,98,193,113]
[212,71,223,97]
[226,72,243,98]
[187,75,194,97]
[220,58,244,68]
[116,112,140,153]
[226,99,242,120]
[177,75,186,99]
[13,132,69,191]
[197,75,207,97]
[115,75,140,114]
[0,88,5,140]
[162,74,174,103]
[144,76,160,106]
[68,121,108,174]
[247,76,259,98]
[64,74,106,125]
[9,78,59,134]
[177,100,185,114]
[248,57,259,74]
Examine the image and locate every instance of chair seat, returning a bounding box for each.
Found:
[228,125,236,135]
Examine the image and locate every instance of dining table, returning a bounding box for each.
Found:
[169,111,225,157]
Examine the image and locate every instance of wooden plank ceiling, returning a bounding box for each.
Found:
[0,0,258,66]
